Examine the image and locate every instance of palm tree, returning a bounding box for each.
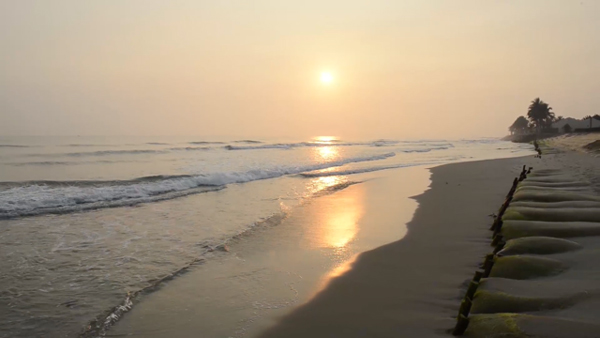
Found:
[582,115,595,129]
[527,98,554,133]
[509,116,529,135]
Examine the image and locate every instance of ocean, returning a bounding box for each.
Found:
[0,136,532,337]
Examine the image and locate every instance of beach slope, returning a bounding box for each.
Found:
[258,157,530,338]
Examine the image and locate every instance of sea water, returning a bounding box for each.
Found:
[0,136,531,337]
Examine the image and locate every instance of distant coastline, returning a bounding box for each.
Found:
[506,98,600,143]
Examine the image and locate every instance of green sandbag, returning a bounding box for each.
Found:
[512,190,600,203]
[463,313,527,338]
[527,169,563,176]
[510,201,600,209]
[518,181,589,188]
[464,313,600,338]
[489,255,566,280]
[501,220,600,240]
[471,290,583,314]
[498,237,582,256]
[524,176,581,183]
[503,207,600,222]
[515,186,590,193]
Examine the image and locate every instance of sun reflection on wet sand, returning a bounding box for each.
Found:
[327,254,358,279]
[312,254,359,295]
[307,176,347,196]
[324,197,362,248]
[106,166,431,337]
[309,253,363,299]
[302,180,365,297]
[300,143,366,296]
[305,178,364,250]
[302,166,430,302]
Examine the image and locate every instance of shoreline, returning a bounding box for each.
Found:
[0,139,535,338]
[256,138,600,338]
[109,165,433,337]
[108,154,535,338]
[256,156,532,338]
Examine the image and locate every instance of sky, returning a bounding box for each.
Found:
[1,0,599,140]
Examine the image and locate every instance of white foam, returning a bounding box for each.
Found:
[225,140,400,150]
[0,152,395,218]
[301,161,437,177]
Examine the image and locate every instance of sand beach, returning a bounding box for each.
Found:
[107,154,567,337]
[110,134,600,338]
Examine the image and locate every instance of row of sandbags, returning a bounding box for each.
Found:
[453,167,600,338]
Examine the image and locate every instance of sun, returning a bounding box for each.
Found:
[320,72,333,84]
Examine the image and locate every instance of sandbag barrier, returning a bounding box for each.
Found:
[452,165,530,336]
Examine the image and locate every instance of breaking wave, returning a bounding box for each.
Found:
[225,140,400,150]
[189,141,226,145]
[0,144,30,148]
[65,149,164,157]
[400,144,451,153]
[65,144,111,147]
[223,140,454,151]
[371,139,401,147]
[233,140,263,144]
[0,152,395,219]
[460,138,501,144]
[21,149,167,158]
[4,159,144,167]
[79,179,359,338]
[300,161,436,177]
[5,140,453,160]
[168,146,211,151]
[6,161,75,167]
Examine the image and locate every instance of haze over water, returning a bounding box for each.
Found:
[1,1,598,337]
[2,1,600,139]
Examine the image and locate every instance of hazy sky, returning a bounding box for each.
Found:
[1,1,599,139]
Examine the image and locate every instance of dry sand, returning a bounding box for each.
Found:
[543,132,600,155]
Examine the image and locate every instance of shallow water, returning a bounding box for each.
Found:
[0,136,532,337]
[109,166,432,338]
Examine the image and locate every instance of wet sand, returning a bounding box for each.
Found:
[257,157,532,338]
[110,166,432,337]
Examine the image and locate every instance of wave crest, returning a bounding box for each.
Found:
[225,140,400,150]
[0,152,395,219]
[0,144,30,148]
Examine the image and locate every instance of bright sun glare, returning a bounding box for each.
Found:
[320,72,333,84]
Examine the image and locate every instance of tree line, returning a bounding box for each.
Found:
[509,98,600,135]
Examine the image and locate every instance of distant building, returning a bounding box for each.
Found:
[552,117,600,133]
